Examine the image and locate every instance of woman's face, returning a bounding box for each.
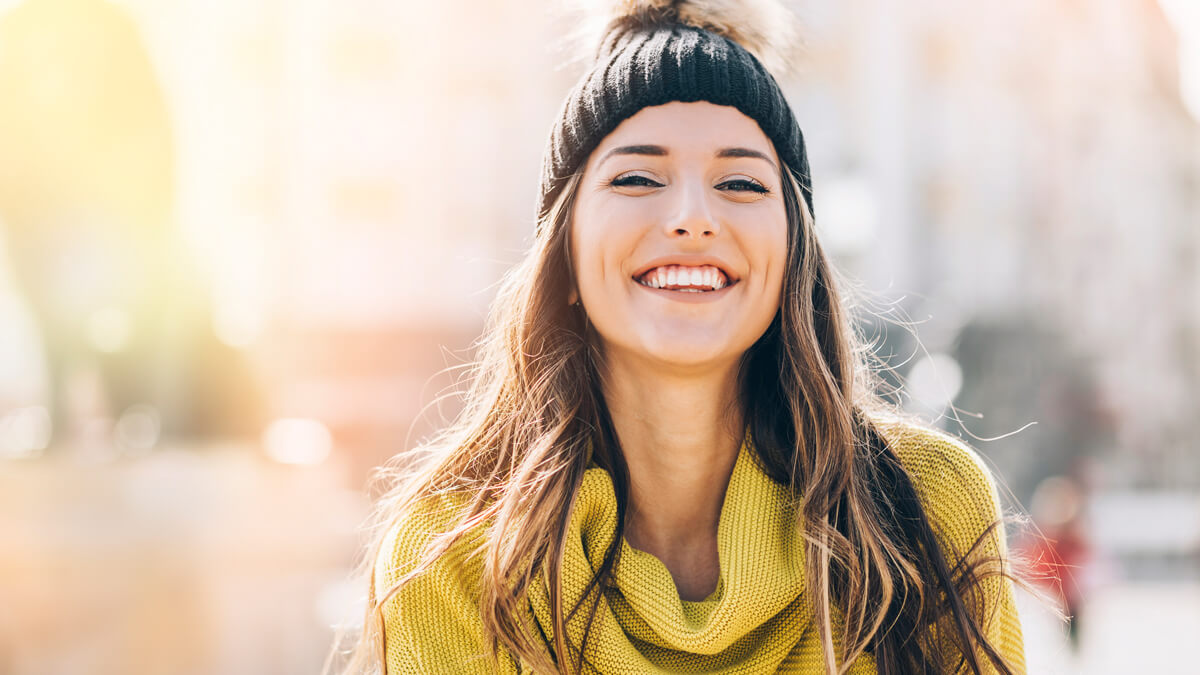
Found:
[570,101,789,371]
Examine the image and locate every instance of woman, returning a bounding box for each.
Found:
[332,1,1027,673]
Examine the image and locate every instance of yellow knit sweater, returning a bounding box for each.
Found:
[374,423,1026,673]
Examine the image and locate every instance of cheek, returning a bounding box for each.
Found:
[570,200,643,290]
[569,218,605,294]
[770,226,789,293]
[743,214,789,298]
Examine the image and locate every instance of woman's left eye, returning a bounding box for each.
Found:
[717,179,769,194]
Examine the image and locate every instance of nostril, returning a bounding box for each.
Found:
[672,228,715,237]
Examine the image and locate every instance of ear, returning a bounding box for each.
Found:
[567,288,579,305]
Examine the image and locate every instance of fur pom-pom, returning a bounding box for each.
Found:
[580,0,802,78]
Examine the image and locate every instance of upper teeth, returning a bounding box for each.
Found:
[636,265,729,291]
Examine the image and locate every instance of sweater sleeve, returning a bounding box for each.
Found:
[883,423,1027,675]
[373,500,522,675]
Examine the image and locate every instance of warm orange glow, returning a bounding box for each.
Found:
[0,1,1195,673]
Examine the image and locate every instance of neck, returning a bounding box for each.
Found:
[598,351,745,599]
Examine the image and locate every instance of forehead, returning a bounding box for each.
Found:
[591,101,778,162]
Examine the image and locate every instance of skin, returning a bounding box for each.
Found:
[569,101,789,601]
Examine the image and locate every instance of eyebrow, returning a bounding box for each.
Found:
[715,147,777,168]
[598,144,779,172]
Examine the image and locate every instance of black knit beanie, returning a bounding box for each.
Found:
[537,1,812,225]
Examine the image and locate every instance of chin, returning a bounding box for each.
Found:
[634,331,743,370]
[591,314,760,371]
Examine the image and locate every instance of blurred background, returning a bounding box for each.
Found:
[0,0,1196,673]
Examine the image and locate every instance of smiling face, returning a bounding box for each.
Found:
[569,101,790,372]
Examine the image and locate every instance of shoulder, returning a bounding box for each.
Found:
[374,490,484,595]
[373,491,512,672]
[871,418,1008,560]
[873,418,1001,503]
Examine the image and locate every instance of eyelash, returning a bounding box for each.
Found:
[721,179,770,194]
[609,175,770,194]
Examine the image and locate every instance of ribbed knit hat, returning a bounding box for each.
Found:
[537,0,812,224]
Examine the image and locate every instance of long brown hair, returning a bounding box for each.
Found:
[325,159,1024,674]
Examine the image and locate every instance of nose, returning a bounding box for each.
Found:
[664,179,720,240]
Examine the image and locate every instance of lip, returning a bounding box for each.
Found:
[630,255,741,284]
[633,278,737,303]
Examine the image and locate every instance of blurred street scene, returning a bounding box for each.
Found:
[0,0,1197,673]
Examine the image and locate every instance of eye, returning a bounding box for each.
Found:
[609,174,664,189]
[717,178,769,194]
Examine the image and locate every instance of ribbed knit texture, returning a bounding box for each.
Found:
[375,422,1026,674]
[537,22,814,226]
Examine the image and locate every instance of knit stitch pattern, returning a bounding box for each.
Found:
[375,422,1026,674]
[537,22,813,225]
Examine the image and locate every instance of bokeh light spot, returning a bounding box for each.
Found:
[0,405,51,458]
[263,417,333,465]
[115,403,161,454]
[907,353,964,410]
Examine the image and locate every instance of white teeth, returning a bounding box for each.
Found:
[637,264,734,291]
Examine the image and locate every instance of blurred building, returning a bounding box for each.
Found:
[785,0,1199,502]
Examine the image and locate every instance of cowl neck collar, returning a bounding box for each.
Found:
[527,431,820,673]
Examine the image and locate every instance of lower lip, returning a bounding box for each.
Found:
[633,279,738,303]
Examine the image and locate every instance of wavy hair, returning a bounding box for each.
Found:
[325,159,1025,674]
